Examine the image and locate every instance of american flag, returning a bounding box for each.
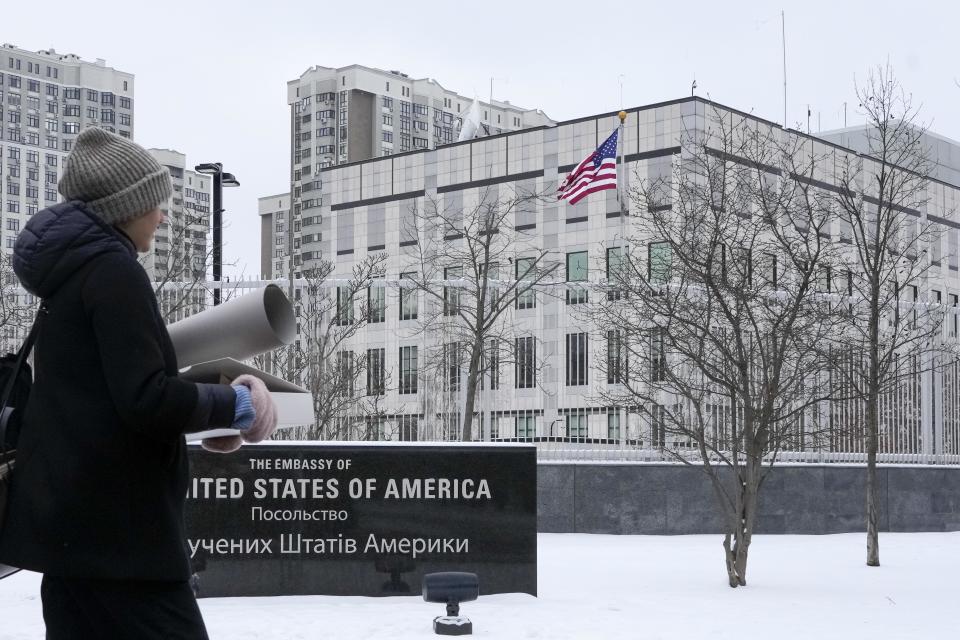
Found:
[557,129,619,205]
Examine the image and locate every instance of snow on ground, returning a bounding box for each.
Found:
[1,532,956,639]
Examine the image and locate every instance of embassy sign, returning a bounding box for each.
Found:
[184,443,537,597]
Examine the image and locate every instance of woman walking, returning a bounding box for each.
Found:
[0,127,276,639]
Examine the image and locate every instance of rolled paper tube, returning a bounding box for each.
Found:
[167,285,296,367]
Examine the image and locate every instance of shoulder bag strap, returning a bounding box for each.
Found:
[0,304,46,444]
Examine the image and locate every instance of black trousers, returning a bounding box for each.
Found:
[40,575,210,640]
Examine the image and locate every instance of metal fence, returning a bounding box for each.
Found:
[5,278,960,467]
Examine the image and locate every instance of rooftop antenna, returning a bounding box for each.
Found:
[781,9,787,126]
[691,77,697,96]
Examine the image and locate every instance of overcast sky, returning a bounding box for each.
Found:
[3,0,955,278]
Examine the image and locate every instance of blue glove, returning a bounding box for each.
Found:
[231,384,256,430]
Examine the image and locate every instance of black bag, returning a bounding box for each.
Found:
[0,307,44,546]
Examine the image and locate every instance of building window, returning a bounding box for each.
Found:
[335,286,354,325]
[515,257,535,309]
[515,336,535,388]
[400,271,418,320]
[951,294,959,338]
[367,285,385,323]
[566,332,588,386]
[607,413,621,440]
[366,348,385,396]
[119,96,131,109]
[647,241,673,285]
[607,329,626,384]
[566,250,588,304]
[335,351,354,398]
[606,246,624,300]
[651,404,665,448]
[516,415,535,439]
[566,412,588,439]
[397,414,418,441]
[443,266,461,316]
[86,89,98,101]
[651,328,667,382]
[399,346,418,394]
[485,340,500,390]
[443,342,461,391]
[382,131,393,143]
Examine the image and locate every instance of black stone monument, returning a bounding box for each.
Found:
[184,443,537,598]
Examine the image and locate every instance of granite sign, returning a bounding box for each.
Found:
[184,443,537,598]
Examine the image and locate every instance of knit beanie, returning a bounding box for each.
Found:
[58,127,172,225]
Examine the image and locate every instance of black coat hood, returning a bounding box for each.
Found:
[13,201,136,299]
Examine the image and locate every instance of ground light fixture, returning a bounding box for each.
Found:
[422,572,479,635]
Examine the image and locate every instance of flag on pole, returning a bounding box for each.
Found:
[557,129,619,205]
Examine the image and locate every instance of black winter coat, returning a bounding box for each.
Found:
[0,201,236,581]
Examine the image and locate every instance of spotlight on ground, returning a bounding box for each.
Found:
[422,571,479,636]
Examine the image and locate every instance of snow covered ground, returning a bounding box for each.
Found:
[1,532,956,639]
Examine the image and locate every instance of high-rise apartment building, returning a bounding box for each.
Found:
[279,64,554,280]
[146,149,212,321]
[259,192,290,280]
[0,44,134,255]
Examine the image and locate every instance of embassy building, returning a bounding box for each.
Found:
[299,96,960,460]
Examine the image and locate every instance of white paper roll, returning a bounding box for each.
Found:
[167,285,296,367]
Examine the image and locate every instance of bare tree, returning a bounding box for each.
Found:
[591,105,845,587]
[148,210,219,323]
[402,185,559,441]
[270,253,388,440]
[0,252,37,354]
[832,64,943,567]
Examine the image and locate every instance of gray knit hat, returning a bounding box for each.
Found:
[58,127,172,225]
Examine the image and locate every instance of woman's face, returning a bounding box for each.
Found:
[118,206,165,253]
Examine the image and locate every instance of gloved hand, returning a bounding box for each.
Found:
[231,374,278,443]
[201,383,256,453]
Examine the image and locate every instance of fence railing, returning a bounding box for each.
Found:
[4,278,960,467]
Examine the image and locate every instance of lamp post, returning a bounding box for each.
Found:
[194,162,240,305]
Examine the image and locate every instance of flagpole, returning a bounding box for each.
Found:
[617,109,627,450]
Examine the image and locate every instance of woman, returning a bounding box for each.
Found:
[0,127,276,639]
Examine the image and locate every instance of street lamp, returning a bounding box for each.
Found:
[194,162,240,305]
